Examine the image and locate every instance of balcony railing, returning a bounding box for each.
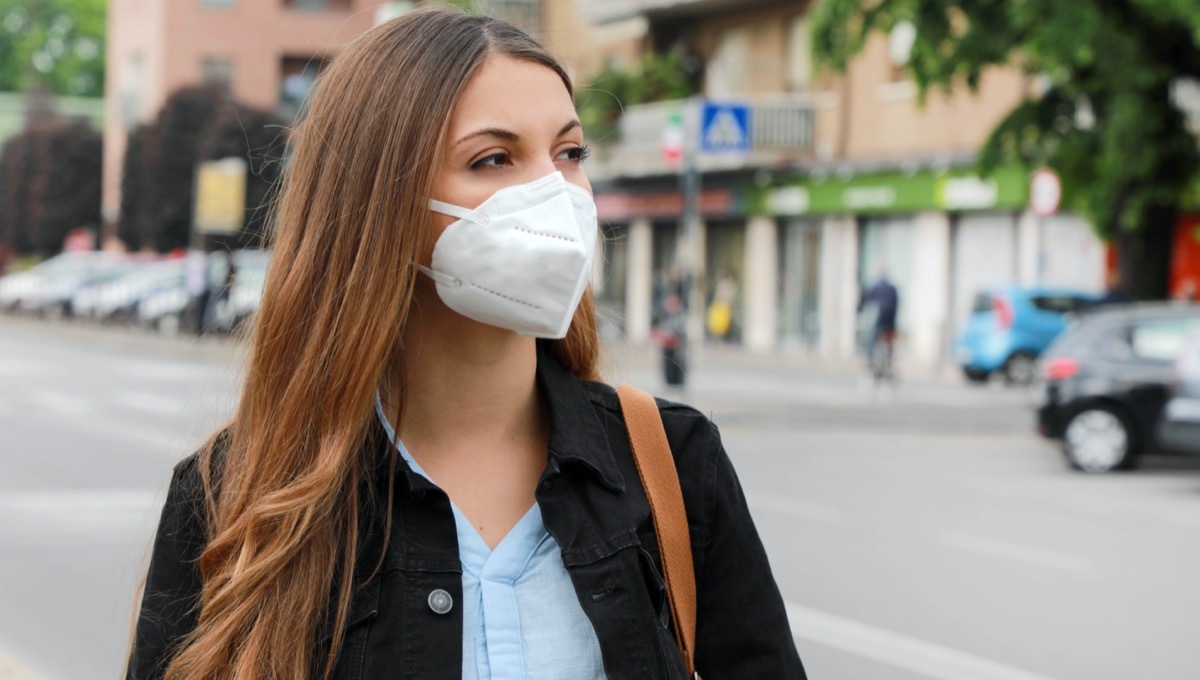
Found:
[589,95,823,179]
[582,0,771,24]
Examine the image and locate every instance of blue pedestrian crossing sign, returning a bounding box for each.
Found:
[700,101,751,153]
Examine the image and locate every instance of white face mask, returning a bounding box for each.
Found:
[418,171,598,339]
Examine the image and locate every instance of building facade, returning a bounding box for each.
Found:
[572,0,1107,368]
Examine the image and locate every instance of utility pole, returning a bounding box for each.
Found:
[675,95,703,387]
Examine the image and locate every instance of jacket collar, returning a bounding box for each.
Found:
[536,342,625,493]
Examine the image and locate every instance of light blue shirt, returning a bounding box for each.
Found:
[375,396,607,680]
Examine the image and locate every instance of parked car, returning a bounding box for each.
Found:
[954,286,1100,385]
[0,252,109,312]
[1155,327,1200,455]
[5,253,149,318]
[71,258,184,323]
[1037,303,1200,472]
[136,249,269,335]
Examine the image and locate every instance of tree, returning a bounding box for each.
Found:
[577,52,700,146]
[197,101,289,251]
[812,0,1200,300]
[27,116,101,255]
[118,122,158,251]
[0,127,36,253]
[0,0,105,97]
[0,114,100,257]
[143,85,226,252]
[119,87,291,253]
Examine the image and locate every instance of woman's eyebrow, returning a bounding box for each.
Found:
[454,127,519,147]
[453,120,582,148]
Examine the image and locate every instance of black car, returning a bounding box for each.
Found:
[1156,326,1200,454]
[1037,303,1200,473]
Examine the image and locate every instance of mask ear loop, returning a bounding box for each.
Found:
[419,199,488,288]
[416,264,461,288]
[429,199,490,226]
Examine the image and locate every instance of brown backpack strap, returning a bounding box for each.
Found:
[616,384,699,678]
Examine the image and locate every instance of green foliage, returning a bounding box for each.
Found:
[0,113,100,257]
[119,86,289,253]
[197,103,289,251]
[811,0,1200,298]
[0,0,105,96]
[577,52,699,145]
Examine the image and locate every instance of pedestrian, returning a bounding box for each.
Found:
[858,267,900,376]
[125,8,804,680]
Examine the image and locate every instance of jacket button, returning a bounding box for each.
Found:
[427,589,453,615]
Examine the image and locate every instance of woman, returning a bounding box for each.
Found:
[127,7,804,680]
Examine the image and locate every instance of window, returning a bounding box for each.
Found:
[202,57,233,88]
[283,0,350,10]
[1031,296,1077,315]
[888,21,915,77]
[120,54,145,129]
[786,14,811,91]
[1131,318,1196,362]
[279,56,328,120]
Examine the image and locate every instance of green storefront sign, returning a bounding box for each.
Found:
[751,166,1030,216]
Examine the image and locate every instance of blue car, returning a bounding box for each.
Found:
[953,286,1100,384]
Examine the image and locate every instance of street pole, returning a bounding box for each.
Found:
[678,95,703,387]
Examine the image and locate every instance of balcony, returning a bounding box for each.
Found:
[588,95,825,179]
[582,0,781,24]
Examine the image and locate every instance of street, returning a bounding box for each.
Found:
[2,317,1199,679]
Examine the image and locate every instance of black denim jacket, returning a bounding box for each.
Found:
[127,349,806,679]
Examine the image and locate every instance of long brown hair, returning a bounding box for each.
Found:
[159,8,600,679]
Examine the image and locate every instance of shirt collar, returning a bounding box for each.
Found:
[536,342,625,493]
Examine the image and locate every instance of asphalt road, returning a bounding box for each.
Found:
[2,316,1199,680]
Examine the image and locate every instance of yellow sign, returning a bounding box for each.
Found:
[193,157,247,234]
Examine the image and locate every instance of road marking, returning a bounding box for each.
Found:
[749,492,840,522]
[786,601,1061,680]
[30,389,94,417]
[940,532,1093,573]
[114,390,189,417]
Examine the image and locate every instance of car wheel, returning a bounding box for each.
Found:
[1003,352,1037,386]
[963,368,990,384]
[1063,405,1139,473]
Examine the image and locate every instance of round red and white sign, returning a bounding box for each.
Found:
[1030,168,1062,217]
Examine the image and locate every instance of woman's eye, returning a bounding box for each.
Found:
[471,152,511,170]
[557,145,592,163]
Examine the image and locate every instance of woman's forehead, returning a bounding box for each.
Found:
[447,55,575,136]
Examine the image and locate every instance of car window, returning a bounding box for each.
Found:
[971,294,993,313]
[1071,297,1097,313]
[1030,296,1077,314]
[1130,318,1197,361]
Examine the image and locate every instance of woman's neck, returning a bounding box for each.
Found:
[386,294,544,460]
